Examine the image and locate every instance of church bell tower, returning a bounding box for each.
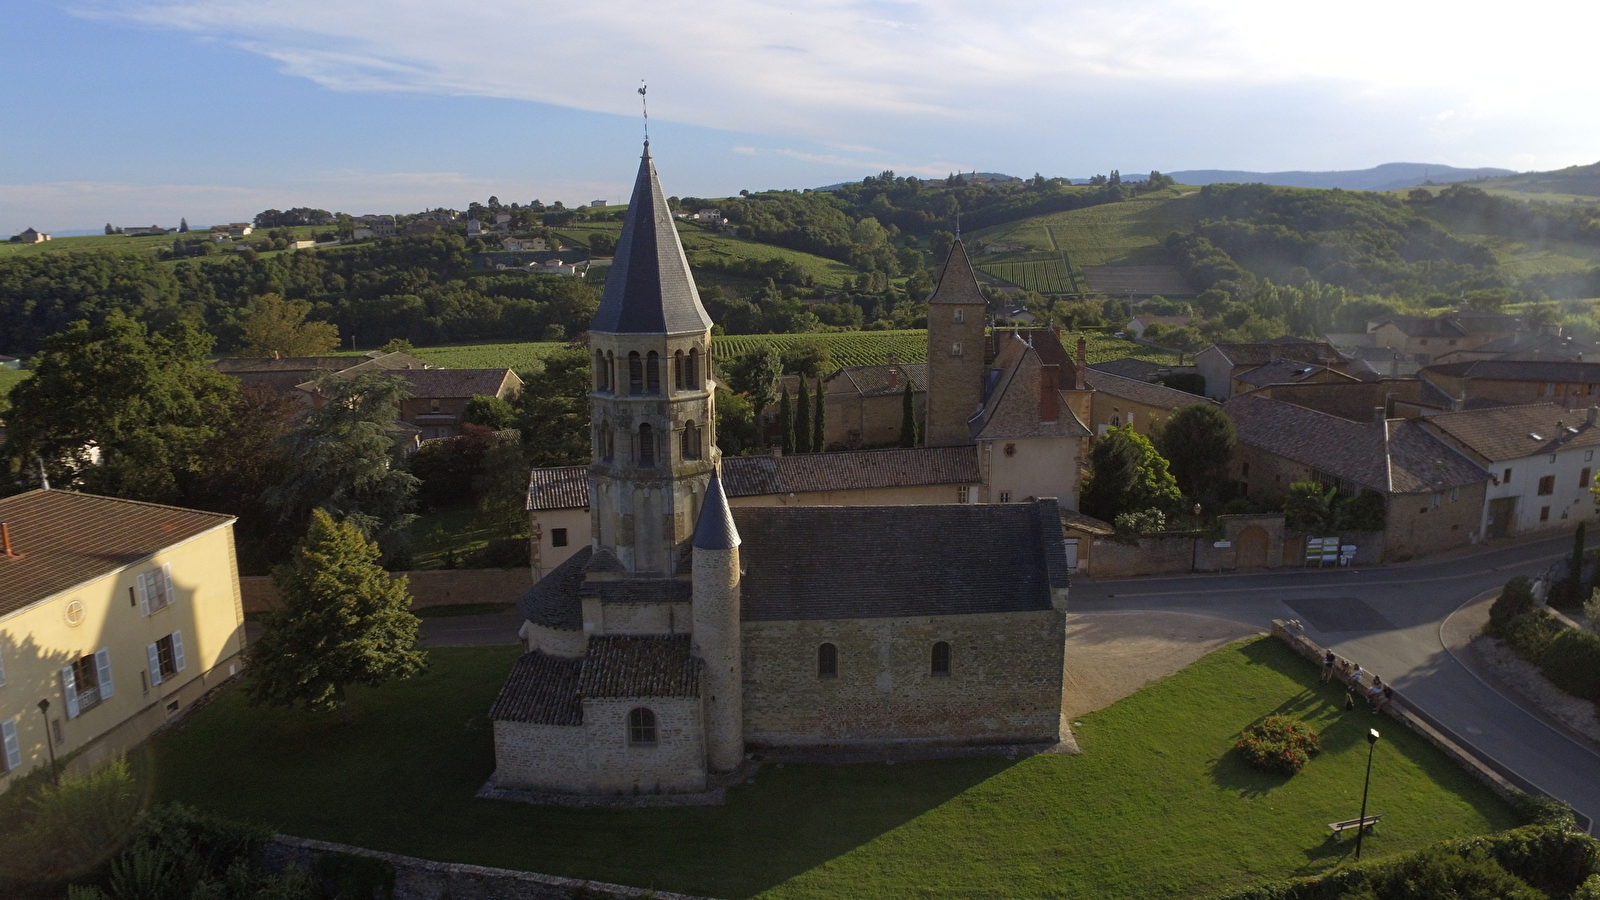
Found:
[587,142,718,575]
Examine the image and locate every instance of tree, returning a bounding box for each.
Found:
[3,314,237,504]
[515,346,590,467]
[103,223,114,235]
[1080,425,1182,524]
[1284,481,1337,531]
[474,429,532,534]
[236,293,340,357]
[726,345,782,416]
[1563,521,1589,608]
[246,509,425,719]
[1155,404,1236,500]
[178,218,189,233]
[900,381,919,448]
[779,386,795,453]
[812,378,826,452]
[264,372,419,552]
[795,377,813,454]
[186,384,300,573]
[462,395,516,430]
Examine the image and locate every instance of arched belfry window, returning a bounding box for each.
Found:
[606,351,616,391]
[595,351,609,391]
[646,351,661,394]
[637,423,655,467]
[599,422,614,463]
[674,350,686,391]
[931,641,951,676]
[817,642,838,678]
[688,348,701,390]
[628,708,657,746]
[681,420,701,461]
[628,352,643,395]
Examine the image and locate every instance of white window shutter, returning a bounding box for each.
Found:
[147,643,163,686]
[162,563,175,606]
[95,648,114,699]
[2,718,20,772]
[172,631,186,673]
[136,573,150,616]
[61,665,80,718]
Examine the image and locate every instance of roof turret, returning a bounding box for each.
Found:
[590,143,714,335]
[928,239,986,305]
[692,471,741,550]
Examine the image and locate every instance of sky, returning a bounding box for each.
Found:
[3,0,1598,233]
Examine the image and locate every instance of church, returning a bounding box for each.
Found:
[488,142,1075,796]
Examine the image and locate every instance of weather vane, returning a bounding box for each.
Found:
[639,80,649,143]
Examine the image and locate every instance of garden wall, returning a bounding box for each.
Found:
[1084,514,1288,577]
[240,568,531,615]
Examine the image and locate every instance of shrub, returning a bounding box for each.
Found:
[1341,846,1544,900]
[1235,715,1321,776]
[1507,611,1566,662]
[0,757,145,890]
[1510,791,1580,831]
[1540,628,1600,702]
[1488,576,1537,637]
[314,852,395,900]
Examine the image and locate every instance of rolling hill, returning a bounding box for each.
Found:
[1165,162,1514,191]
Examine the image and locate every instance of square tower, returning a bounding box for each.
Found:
[924,241,989,447]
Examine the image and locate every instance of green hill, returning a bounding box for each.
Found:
[1472,161,1600,199]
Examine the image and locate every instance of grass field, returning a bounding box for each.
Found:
[1464,233,1600,278]
[975,192,1202,270]
[0,225,328,259]
[148,637,1513,899]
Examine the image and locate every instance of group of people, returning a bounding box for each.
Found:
[1323,650,1395,712]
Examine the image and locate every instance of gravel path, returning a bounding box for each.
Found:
[1063,611,1260,719]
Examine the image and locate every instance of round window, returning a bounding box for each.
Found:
[64,599,86,627]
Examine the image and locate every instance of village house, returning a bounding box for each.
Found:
[816,361,927,449]
[1082,368,1211,438]
[0,490,246,791]
[10,228,51,244]
[298,360,522,440]
[1421,359,1600,409]
[1193,340,1345,400]
[1229,359,1360,397]
[1367,310,1522,365]
[211,350,432,396]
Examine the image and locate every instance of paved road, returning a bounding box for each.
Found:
[1072,533,1600,831]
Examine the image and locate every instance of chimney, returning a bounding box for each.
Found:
[2,522,18,558]
[1040,364,1060,423]
[1373,406,1386,426]
[1075,337,1088,390]
[770,444,783,458]
[886,366,900,390]
[1588,407,1599,426]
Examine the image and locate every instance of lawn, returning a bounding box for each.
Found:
[407,502,522,570]
[148,637,1514,899]
[0,367,29,406]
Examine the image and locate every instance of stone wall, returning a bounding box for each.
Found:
[240,568,531,614]
[741,609,1066,748]
[493,696,706,794]
[1077,515,1289,577]
[1384,480,1485,561]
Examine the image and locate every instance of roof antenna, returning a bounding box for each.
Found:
[638,80,649,145]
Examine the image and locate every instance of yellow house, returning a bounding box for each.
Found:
[0,490,245,791]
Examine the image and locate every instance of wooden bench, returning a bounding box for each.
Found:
[1328,814,1383,838]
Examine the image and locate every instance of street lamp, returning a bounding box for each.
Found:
[1355,728,1380,860]
[37,698,59,786]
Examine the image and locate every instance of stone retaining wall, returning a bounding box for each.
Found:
[241,568,531,614]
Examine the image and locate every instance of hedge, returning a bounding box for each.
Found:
[1540,629,1600,703]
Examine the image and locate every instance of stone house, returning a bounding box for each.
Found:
[818,362,927,450]
[1083,368,1211,438]
[1230,359,1360,398]
[1416,404,1600,538]
[11,228,50,244]
[295,357,521,440]
[1224,394,1489,560]
[214,350,432,396]
[968,333,1091,509]
[1421,359,1600,410]
[1194,340,1345,400]
[0,490,246,791]
[1368,310,1522,365]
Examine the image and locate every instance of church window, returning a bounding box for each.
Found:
[628,352,643,394]
[627,708,657,746]
[600,423,614,463]
[954,309,964,323]
[817,643,837,678]
[551,528,568,547]
[638,424,656,467]
[595,351,608,391]
[674,350,686,391]
[606,351,616,391]
[688,348,701,389]
[682,421,702,460]
[951,342,963,357]
[931,641,951,676]
[646,351,661,394]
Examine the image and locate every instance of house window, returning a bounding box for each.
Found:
[2,717,21,772]
[646,351,661,394]
[637,424,655,467]
[999,491,1011,503]
[137,565,174,616]
[627,707,657,746]
[817,643,837,678]
[1541,506,1552,522]
[1544,382,1556,396]
[957,486,970,503]
[1242,462,1250,478]
[1587,451,1594,462]
[1504,468,1513,483]
[430,399,441,414]
[551,528,568,548]
[1431,493,1441,508]
[628,352,643,394]
[931,641,951,676]
[1539,475,1556,496]
[62,649,114,717]
[1420,339,1429,346]
[954,309,964,323]
[1582,468,1593,490]
[951,342,963,357]
[148,632,185,686]
[1450,487,1459,502]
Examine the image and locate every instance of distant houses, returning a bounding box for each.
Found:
[9,227,50,243]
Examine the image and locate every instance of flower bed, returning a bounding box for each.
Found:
[1235,714,1322,775]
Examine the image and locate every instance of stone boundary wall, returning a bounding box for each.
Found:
[257,834,715,900]
[240,568,531,614]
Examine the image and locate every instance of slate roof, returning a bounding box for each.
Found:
[528,466,590,511]
[927,240,987,305]
[489,635,701,725]
[969,342,1092,441]
[1374,312,1520,337]
[1083,368,1210,410]
[211,356,352,374]
[517,546,590,629]
[391,368,520,399]
[1465,332,1598,360]
[990,328,1079,370]
[830,363,927,397]
[1234,359,1355,388]
[1090,358,1168,380]
[1225,395,1486,494]
[1419,404,1600,462]
[589,144,714,335]
[692,473,740,550]
[0,490,235,618]
[1424,359,1600,383]
[1207,341,1341,367]
[733,500,1068,621]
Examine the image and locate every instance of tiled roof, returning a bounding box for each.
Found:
[590,144,714,335]
[527,465,590,511]
[1083,369,1210,410]
[1375,312,1520,337]
[393,368,518,399]
[733,500,1068,621]
[989,328,1079,371]
[1207,341,1340,367]
[1424,359,1600,382]
[1385,422,1490,493]
[1235,360,1354,388]
[489,636,701,725]
[517,546,590,629]
[211,356,352,373]
[0,490,235,618]
[970,343,1092,441]
[927,240,987,305]
[1090,358,1167,380]
[1420,404,1600,462]
[831,363,927,398]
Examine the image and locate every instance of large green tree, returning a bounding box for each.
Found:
[726,345,782,416]
[1155,403,1236,501]
[236,293,340,358]
[779,386,795,453]
[4,314,236,503]
[515,346,590,468]
[812,378,826,452]
[1080,425,1183,524]
[899,381,918,448]
[795,377,813,454]
[246,509,425,718]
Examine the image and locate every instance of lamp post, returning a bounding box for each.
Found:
[1355,728,1380,860]
[37,698,59,786]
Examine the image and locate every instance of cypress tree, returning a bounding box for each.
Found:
[179,217,189,233]
[1565,520,1587,607]
[900,381,917,447]
[779,385,795,453]
[796,377,812,453]
[812,378,826,452]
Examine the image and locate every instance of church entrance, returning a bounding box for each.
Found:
[1235,526,1270,569]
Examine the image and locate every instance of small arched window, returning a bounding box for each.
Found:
[674,350,686,391]
[595,351,609,391]
[628,707,657,746]
[638,423,655,467]
[681,420,701,461]
[606,351,616,391]
[931,641,951,676]
[646,351,661,394]
[817,642,838,678]
[687,348,701,390]
[599,422,614,463]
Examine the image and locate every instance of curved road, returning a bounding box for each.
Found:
[1070,532,1600,831]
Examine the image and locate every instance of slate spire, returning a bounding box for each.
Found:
[589,142,714,335]
[928,239,986,306]
[692,470,741,550]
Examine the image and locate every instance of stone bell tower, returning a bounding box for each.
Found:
[587,142,718,575]
[924,240,989,447]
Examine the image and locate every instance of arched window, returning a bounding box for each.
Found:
[606,351,616,392]
[628,351,643,395]
[681,421,701,460]
[817,643,838,678]
[599,422,614,463]
[687,348,701,390]
[674,350,686,391]
[646,351,661,394]
[638,423,655,467]
[931,641,951,676]
[595,351,609,391]
[628,707,657,746]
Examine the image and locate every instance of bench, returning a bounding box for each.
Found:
[1328,814,1383,838]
